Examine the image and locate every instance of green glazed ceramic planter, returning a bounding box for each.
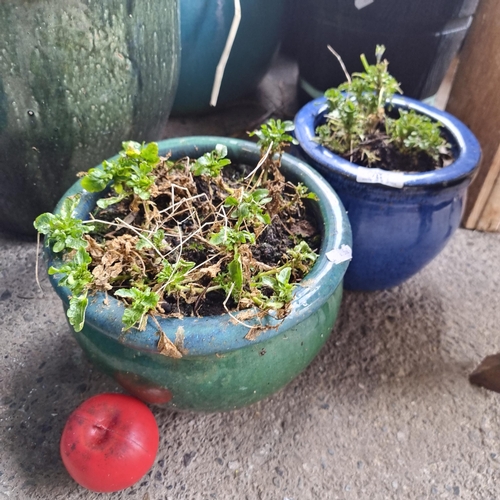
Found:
[0,0,180,235]
[46,137,351,412]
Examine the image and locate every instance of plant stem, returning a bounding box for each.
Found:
[245,141,273,183]
[327,45,351,84]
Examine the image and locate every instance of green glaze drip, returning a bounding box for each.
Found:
[0,0,180,234]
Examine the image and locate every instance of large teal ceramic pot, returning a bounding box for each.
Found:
[0,0,180,235]
[172,0,285,115]
[46,137,352,412]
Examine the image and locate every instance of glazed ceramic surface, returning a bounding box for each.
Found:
[46,137,352,412]
[0,0,180,234]
[172,0,285,115]
[294,96,481,291]
[290,0,479,101]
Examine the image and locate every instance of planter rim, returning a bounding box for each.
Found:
[46,136,352,358]
[294,95,481,188]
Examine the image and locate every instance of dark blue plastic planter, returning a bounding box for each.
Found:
[294,95,481,291]
[287,0,479,101]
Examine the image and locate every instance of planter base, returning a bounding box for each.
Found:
[66,286,343,412]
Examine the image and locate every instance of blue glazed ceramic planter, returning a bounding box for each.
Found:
[294,95,481,291]
[172,0,285,115]
[46,137,352,412]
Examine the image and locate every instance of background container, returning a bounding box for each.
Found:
[172,0,285,115]
[288,0,479,102]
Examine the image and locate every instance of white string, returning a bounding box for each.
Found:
[210,0,242,107]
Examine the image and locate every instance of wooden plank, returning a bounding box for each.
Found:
[465,145,500,230]
[477,170,500,232]
[446,0,500,231]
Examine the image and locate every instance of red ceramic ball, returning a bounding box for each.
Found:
[60,393,159,492]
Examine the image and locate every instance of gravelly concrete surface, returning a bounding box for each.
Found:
[1,225,500,500]
[1,56,500,500]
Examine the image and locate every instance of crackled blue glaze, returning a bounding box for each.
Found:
[46,137,352,411]
[294,96,481,291]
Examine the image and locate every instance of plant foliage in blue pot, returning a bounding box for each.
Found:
[172,0,285,115]
[40,136,352,412]
[294,49,481,291]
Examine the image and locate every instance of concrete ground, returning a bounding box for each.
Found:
[1,56,500,500]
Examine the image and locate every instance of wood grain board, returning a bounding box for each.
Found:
[446,0,500,232]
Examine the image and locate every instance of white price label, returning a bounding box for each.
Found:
[356,168,405,189]
[355,0,374,9]
[326,245,352,265]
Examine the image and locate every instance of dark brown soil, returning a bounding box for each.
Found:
[339,128,453,173]
[351,137,436,172]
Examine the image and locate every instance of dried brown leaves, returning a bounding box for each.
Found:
[84,151,319,330]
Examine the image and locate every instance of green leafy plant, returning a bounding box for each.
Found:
[286,241,318,274]
[47,247,93,331]
[387,109,448,162]
[81,141,160,207]
[258,267,294,308]
[315,45,450,171]
[249,118,298,156]
[157,259,196,295]
[34,196,94,253]
[35,122,321,338]
[136,229,167,251]
[224,188,272,229]
[34,197,95,332]
[191,143,231,177]
[115,287,160,331]
[209,227,256,250]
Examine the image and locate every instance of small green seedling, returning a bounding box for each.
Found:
[191,144,231,177]
[35,197,95,332]
[251,266,295,311]
[387,109,448,162]
[34,196,93,253]
[249,118,298,156]
[209,226,256,250]
[157,259,196,295]
[136,229,167,251]
[224,188,272,229]
[48,246,93,331]
[81,141,160,207]
[115,287,160,331]
[286,241,318,274]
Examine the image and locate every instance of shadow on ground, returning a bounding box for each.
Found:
[316,283,448,394]
[2,327,116,494]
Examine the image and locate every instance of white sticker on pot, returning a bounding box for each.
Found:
[326,245,352,264]
[356,168,405,189]
[355,0,374,9]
